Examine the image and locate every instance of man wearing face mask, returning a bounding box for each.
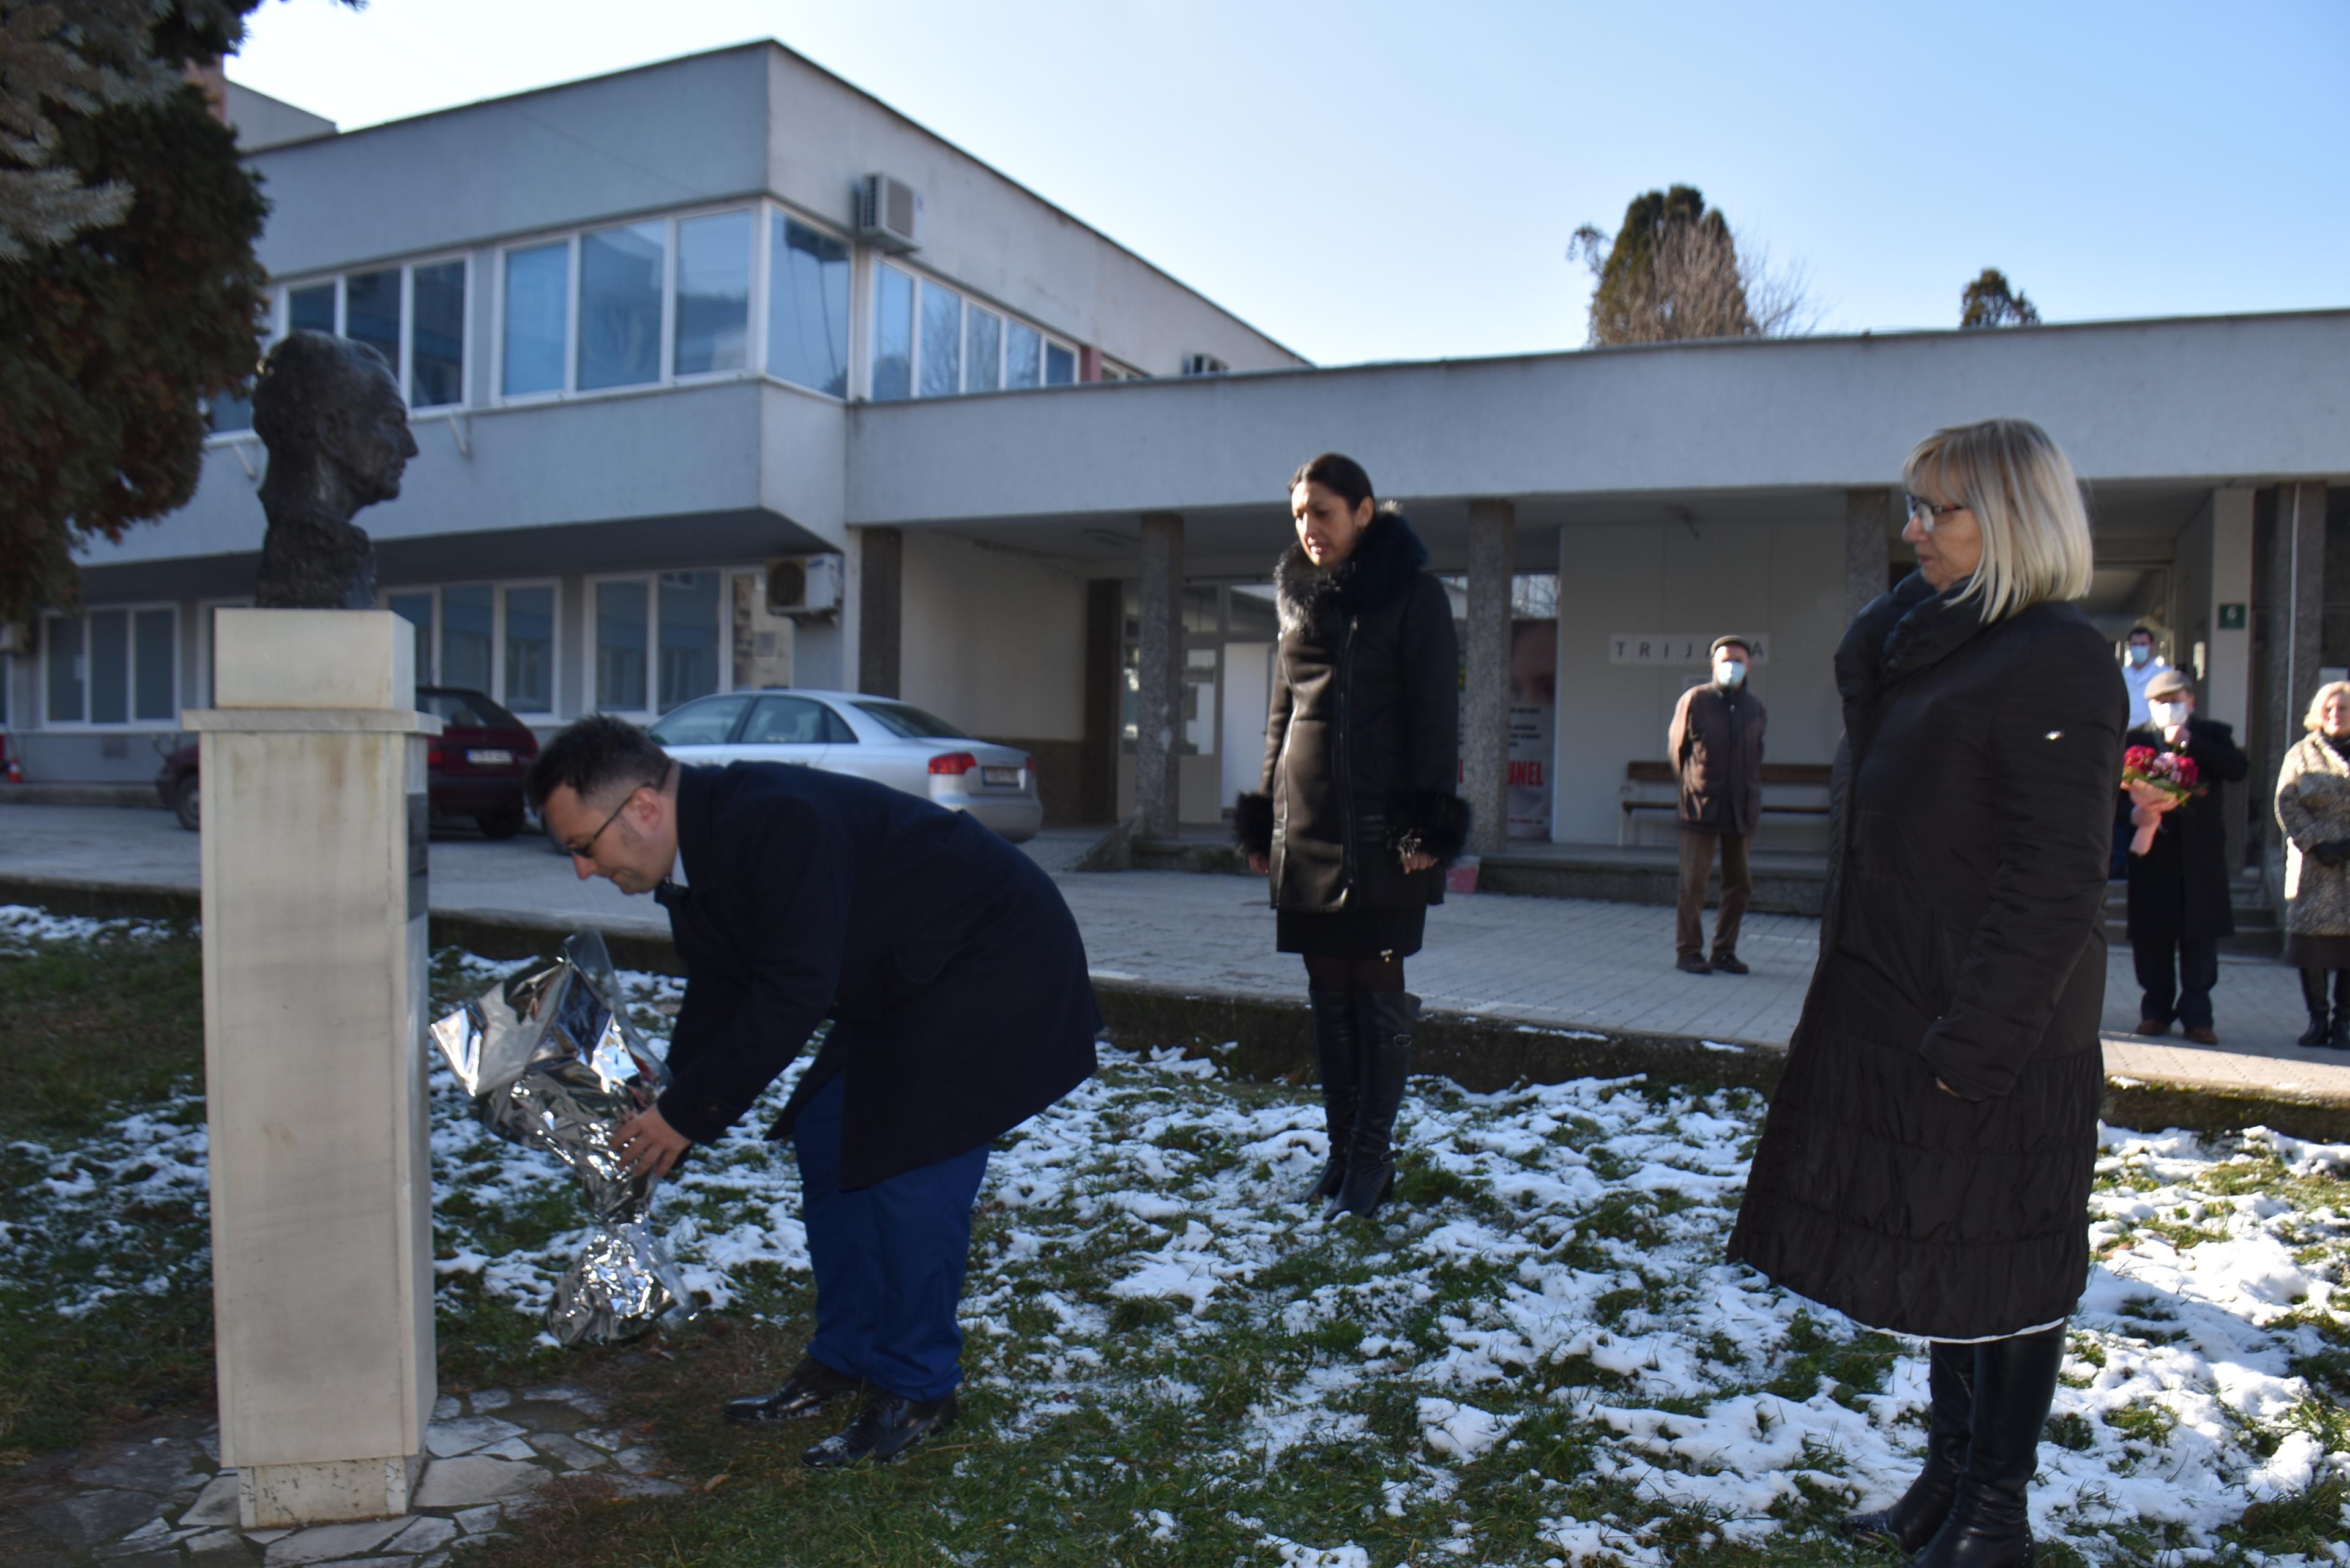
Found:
[2122,669,2250,1043]
[1668,637,1767,975]
[2119,626,2167,728]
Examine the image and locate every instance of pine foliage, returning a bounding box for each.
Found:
[1959,267,2042,329]
[1569,185,1813,347]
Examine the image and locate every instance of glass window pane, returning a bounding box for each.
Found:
[742,695,827,745]
[501,244,569,397]
[411,259,464,407]
[289,283,335,334]
[657,571,720,713]
[918,280,961,397]
[871,263,913,401]
[209,390,253,433]
[597,581,649,711]
[1005,320,1042,389]
[45,616,84,723]
[89,609,128,724]
[441,583,494,692]
[502,586,553,714]
[133,608,174,722]
[387,592,434,684]
[674,211,750,376]
[1045,341,1075,386]
[767,215,850,398]
[964,307,1001,392]
[345,269,401,371]
[579,222,665,390]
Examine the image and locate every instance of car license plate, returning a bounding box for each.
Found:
[466,749,512,765]
[981,766,1019,787]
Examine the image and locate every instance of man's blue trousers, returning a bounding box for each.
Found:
[792,1073,991,1403]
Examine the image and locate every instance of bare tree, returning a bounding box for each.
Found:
[1569,186,1820,346]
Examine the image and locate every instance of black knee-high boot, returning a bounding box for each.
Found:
[1908,1326,2065,1568]
[1326,990,1414,1220]
[2300,969,2332,1048]
[1843,1340,1974,1552]
[1304,991,1360,1203]
[2331,970,2350,1050]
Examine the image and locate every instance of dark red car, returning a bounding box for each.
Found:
[158,685,541,837]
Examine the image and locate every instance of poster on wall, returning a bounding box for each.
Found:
[1507,619,1556,840]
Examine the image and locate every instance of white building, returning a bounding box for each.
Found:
[7,43,2345,869]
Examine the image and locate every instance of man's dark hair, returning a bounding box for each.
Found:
[1289,452,1375,510]
[526,714,672,812]
[2127,625,2155,642]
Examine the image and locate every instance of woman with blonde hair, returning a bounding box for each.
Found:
[1728,418,2124,1568]
[2274,681,2350,1049]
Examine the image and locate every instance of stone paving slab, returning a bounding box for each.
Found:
[5,804,2346,1106]
[1,1385,677,1567]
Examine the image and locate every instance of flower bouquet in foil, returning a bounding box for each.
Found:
[2122,745,2203,857]
[431,931,691,1345]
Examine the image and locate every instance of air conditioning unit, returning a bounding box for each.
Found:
[767,554,843,617]
[856,173,923,253]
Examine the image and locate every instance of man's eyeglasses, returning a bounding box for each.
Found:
[1905,495,1968,534]
[558,780,660,859]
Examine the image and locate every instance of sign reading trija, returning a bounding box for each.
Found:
[1608,633,1771,665]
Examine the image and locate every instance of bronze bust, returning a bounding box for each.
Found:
[250,330,420,609]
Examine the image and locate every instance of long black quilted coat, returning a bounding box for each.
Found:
[1726,572,2125,1338]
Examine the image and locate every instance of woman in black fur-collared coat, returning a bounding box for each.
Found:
[1234,453,1467,1220]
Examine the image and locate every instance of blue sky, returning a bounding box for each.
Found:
[227,0,2350,367]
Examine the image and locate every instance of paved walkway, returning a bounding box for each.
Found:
[6,803,2347,1105]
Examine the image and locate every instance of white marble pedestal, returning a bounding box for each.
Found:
[184,610,444,1529]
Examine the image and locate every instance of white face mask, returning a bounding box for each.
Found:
[2128,644,2152,667]
[2149,700,2188,729]
[1714,660,1747,688]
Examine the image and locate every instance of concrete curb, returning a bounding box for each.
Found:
[6,875,2346,1143]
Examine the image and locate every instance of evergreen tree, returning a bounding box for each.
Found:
[1569,185,1810,346]
[1960,267,2041,329]
[0,2,354,625]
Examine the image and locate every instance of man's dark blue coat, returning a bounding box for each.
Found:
[654,762,1099,1190]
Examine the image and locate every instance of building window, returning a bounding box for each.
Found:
[588,572,725,716]
[1005,320,1042,389]
[440,583,496,692]
[504,585,554,714]
[389,592,433,683]
[289,283,334,333]
[259,261,468,413]
[657,572,720,712]
[411,259,466,407]
[579,222,666,391]
[501,242,570,397]
[767,214,849,398]
[964,307,1002,393]
[384,582,557,714]
[1181,353,1228,376]
[345,268,400,370]
[674,211,752,376]
[872,263,914,402]
[918,280,961,399]
[595,580,649,712]
[1045,341,1076,386]
[42,605,176,726]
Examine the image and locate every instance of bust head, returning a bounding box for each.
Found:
[252,329,417,508]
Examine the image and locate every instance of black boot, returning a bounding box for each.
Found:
[2299,969,2330,1048]
[723,1355,864,1424]
[1304,990,1360,1203]
[1326,991,1414,1220]
[1907,1326,2064,1568]
[802,1389,957,1468]
[1842,1341,1973,1552]
[2330,970,2350,1051]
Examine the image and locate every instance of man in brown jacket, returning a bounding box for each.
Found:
[1668,635,1766,974]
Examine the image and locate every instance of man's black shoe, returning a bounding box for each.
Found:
[1676,954,1712,976]
[723,1357,864,1425]
[1710,953,1750,976]
[802,1389,957,1468]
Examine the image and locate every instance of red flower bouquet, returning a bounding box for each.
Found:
[2121,745,2203,856]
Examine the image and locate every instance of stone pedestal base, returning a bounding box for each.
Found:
[239,1454,426,1529]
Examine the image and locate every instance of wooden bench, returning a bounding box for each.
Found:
[1619,760,1833,845]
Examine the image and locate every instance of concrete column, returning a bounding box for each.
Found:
[1135,512,1183,838]
[855,526,903,699]
[1463,499,1516,856]
[185,611,438,1529]
[1080,578,1122,825]
[2209,489,2256,875]
[1844,488,1895,627]
[2264,482,2327,857]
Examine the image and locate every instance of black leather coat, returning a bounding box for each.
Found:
[1233,509,1468,911]
[1727,573,2125,1338]
[2121,717,2250,944]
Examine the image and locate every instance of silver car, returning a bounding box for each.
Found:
[646,689,1043,843]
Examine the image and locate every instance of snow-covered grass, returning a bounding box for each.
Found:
[6,921,2349,1564]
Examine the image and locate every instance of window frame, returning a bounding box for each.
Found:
[582,564,766,720]
[220,253,474,435]
[376,578,561,717]
[39,601,181,731]
[861,255,1085,401]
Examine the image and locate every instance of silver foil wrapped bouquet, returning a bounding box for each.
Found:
[431,931,691,1345]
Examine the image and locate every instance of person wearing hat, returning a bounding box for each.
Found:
[1668,636,1767,974]
[2121,668,2248,1042]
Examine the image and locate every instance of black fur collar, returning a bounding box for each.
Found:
[1274,506,1430,637]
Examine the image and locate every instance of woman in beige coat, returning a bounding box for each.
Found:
[2274,681,2350,1049]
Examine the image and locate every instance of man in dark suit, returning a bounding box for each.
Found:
[2122,668,2250,1043]
[528,716,1099,1468]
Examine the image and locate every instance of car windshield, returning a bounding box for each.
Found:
[853,700,969,740]
[419,689,522,730]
